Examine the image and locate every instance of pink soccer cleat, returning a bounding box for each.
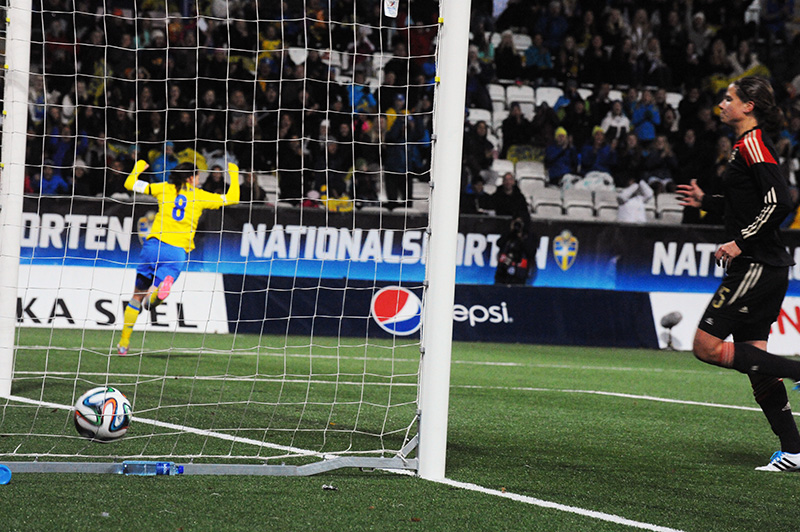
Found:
[157,275,174,301]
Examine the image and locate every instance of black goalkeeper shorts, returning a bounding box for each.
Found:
[698,260,789,343]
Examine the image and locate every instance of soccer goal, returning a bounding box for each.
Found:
[0,0,470,480]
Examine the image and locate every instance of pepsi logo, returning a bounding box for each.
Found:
[370,286,422,336]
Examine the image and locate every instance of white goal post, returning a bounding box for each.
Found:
[0,0,470,479]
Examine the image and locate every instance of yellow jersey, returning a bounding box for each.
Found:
[125,161,240,252]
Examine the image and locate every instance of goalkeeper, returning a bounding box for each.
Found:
[117,160,240,355]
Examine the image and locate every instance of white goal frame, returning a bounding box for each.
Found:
[0,0,470,480]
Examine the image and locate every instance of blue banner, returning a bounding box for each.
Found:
[19,198,800,295]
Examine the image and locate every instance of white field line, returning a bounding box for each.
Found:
[22,344,718,375]
[433,475,686,532]
[5,394,329,459]
[5,387,707,532]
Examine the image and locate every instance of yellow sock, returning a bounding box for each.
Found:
[148,290,160,309]
[119,300,142,347]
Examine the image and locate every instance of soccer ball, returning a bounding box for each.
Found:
[73,386,131,442]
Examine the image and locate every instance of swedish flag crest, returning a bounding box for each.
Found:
[553,230,578,271]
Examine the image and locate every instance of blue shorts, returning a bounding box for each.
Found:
[135,238,187,290]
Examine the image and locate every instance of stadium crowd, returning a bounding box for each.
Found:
[20,0,800,225]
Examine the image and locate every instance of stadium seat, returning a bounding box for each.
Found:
[518,176,546,198]
[530,187,562,217]
[412,180,431,199]
[608,89,623,102]
[467,107,492,125]
[535,86,563,108]
[596,204,618,220]
[562,189,594,217]
[506,84,535,106]
[656,192,684,223]
[492,158,515,177]
[487,83,506,103]
[565,204,595,219]
[577,88,593,100]
[515,161,546,180]
[665,91,683,109]
[519,102,535,120]
[287,47,308,65]
[492,109,509,130]
[512,33,532,51]
[645,196,656,222]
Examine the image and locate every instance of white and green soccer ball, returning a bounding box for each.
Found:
[73,386,131,442]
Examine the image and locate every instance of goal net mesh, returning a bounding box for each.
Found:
[1,0,439,468]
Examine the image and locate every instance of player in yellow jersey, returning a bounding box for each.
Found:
[117,159,240,355]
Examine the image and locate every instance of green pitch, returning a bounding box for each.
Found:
[2,329,799,531]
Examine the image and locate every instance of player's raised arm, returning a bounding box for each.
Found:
[223,162,241,205]
[124,160,150,194]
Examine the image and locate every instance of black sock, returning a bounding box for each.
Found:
[731,343,800,381]
[750,374,800,453]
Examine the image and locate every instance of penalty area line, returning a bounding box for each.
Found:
[433,475,686,532]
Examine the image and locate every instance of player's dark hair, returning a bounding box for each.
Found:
[732,76,785,137]
[169,162,198,192]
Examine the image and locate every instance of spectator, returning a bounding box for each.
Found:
[554,34,580,83]
[530,101,560,148]
[643,134,679,194]
[202,165,228,194]
[600,8,629,49]
[500,102,532,158]
[729,39,762,77]
[658,9,688,70]
[615,132,646,188]
[560,98,593,150]
[673,41,703,90]
[580,34,609,87]
[523,33,554,83]
[347,66,378,113]
[703,38,735,78]
[544,127,579,186]
[686,11,712,57]
[277,135,304,204]
[580,126,618,177]
[465,45,493,111]
[637,36,672,88]
[72,158,98,196]
[534,0,569,52]
[674,128,711,187]
[631,89,661,144]
[460,176,493,215]
[657,107,681,144]
[239,170,267,204]
[628,8,653,57]
[150,141,179,183]
[492,172,531,225]
[384,115,413,205]
[463,120,496,184]
[494,30,523,80]
[587,82,613,126]
[600,100,631,143]
[39,160,70,195]
[607,37,637,87]
[617,178,654,223]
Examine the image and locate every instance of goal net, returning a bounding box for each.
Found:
[0,0,466,476]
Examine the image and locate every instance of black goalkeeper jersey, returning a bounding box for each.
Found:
[701,127,795,267]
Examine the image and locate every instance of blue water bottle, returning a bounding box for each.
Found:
[122,460,184,476]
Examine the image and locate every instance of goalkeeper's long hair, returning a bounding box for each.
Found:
[169,162,198,192]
